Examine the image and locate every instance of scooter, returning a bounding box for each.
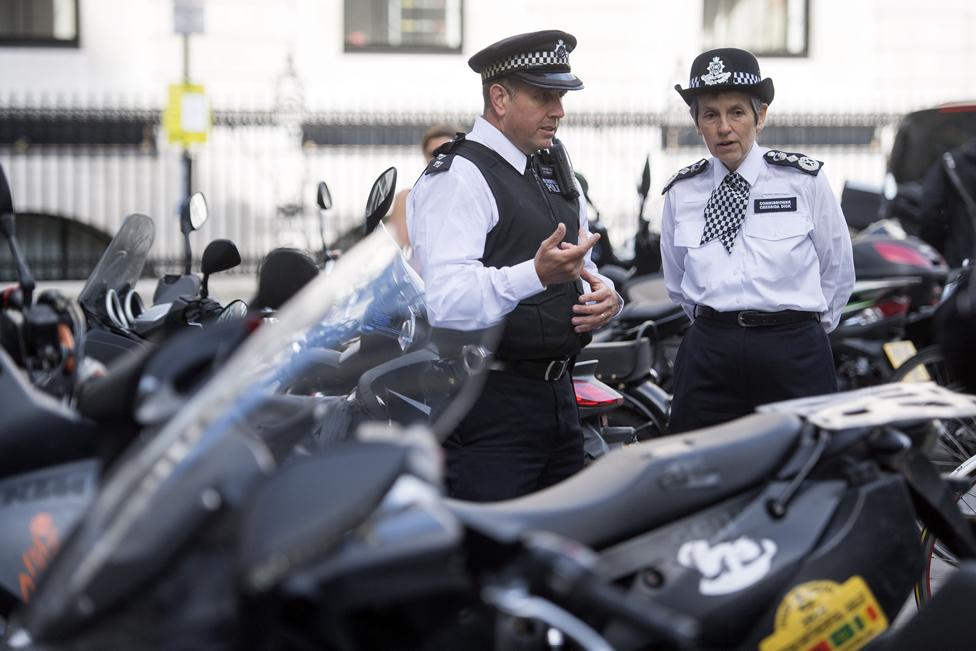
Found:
[79,195,244,364]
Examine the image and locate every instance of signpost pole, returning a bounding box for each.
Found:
[182,33,193,200]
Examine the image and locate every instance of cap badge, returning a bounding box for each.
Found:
[553,39,567,59]
[701,56,731,86]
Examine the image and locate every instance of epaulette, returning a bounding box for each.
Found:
[661,159,710,194]
[423,132,467,176]
[763,149,823,176]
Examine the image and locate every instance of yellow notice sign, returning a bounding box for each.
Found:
[759,576,888,651]
[164,84,210,145]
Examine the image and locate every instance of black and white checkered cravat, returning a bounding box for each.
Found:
[700,172,751,254]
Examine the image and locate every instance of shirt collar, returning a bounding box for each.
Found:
[468,116,529,173]
[711,143,765,188]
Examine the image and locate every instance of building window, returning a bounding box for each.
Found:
[0,0,78,47]
[702,0,808,57]
[344,0,462,54]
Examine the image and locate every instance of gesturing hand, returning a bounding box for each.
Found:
[534,223,600,287]
[572,268,620,333]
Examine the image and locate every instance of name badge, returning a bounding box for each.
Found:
[754,197,797,213]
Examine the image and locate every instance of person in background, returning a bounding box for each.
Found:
[660,47,854,434]
[387,124,460,248]
[407,30,621,502]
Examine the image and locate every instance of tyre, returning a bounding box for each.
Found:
[891,345,976,471]
[914,454,976,607]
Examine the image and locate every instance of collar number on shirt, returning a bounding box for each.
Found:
[753,197,797,213]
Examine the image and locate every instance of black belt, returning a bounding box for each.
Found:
[695,305,820,327]
[488,357,572,381]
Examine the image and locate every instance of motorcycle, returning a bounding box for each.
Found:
[0,168,500,648]
[7,162,976,649]
[0,164,362,616]
[584,156,662,301]
[78,193,245,365]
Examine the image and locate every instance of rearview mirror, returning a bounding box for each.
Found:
[200,238,242,299]
[317,181,333,210]
[0,162,12,217]
[201,239,242,276]
[188,192,209,230]
[638,155,651,198]
[363,167,397,236]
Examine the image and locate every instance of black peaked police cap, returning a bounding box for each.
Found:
[675,47,774,106]
[468,30,583,91]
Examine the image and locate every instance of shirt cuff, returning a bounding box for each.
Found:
[612,291,625,317]
[506,259,546,300]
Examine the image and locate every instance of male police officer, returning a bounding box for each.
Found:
[661,48,854,433]
[407,30,621,502]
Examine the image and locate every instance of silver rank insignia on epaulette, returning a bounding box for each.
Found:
[763,150,823,176]
[424,152,455,175]
[661,158,710,194]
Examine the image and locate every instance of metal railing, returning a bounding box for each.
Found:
[0,101,899,280]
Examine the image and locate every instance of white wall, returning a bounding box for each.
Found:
[2,0,974,113]
[2,0,974,259]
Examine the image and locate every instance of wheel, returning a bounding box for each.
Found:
[915,454,976,607]
[891,345,976,471]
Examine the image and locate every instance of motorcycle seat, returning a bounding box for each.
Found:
[447,412,803,549]
[618,300,681,324]
[616,301,690,339]
[0,348,98,477]
[576,338,653,384]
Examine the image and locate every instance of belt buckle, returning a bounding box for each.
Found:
[737,311,759,327]
[544,359,568,381]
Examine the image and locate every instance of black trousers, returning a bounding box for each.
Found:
[669,317,837,434]
[443,370,583,503]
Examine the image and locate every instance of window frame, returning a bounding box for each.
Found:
[343,0,463,55]
[0,0,80,48]
[702,0,809,59]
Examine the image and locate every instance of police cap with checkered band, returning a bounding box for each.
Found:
[675,47,774,106]
[468,30,583,91]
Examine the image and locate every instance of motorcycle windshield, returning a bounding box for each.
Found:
[24,225,498,639]
[76,213,155,315]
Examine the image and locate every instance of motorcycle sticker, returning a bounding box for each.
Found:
[759,575,888,651]
[18,512,60,603]
[677,536,777,595]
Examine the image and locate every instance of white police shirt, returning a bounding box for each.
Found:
[407,116,616,330]
[660,144,854,332]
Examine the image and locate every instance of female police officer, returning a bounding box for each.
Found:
[660,48,855,433]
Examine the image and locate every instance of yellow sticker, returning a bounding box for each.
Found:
[883,340,932,383]
[759,576,888,651]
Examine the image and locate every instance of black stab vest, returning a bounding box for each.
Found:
[452,139,590,360]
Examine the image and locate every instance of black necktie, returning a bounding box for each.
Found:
[701,172,751,254]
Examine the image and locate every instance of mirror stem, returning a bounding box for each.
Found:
[0,214,35,305]
[183,231,193,275]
